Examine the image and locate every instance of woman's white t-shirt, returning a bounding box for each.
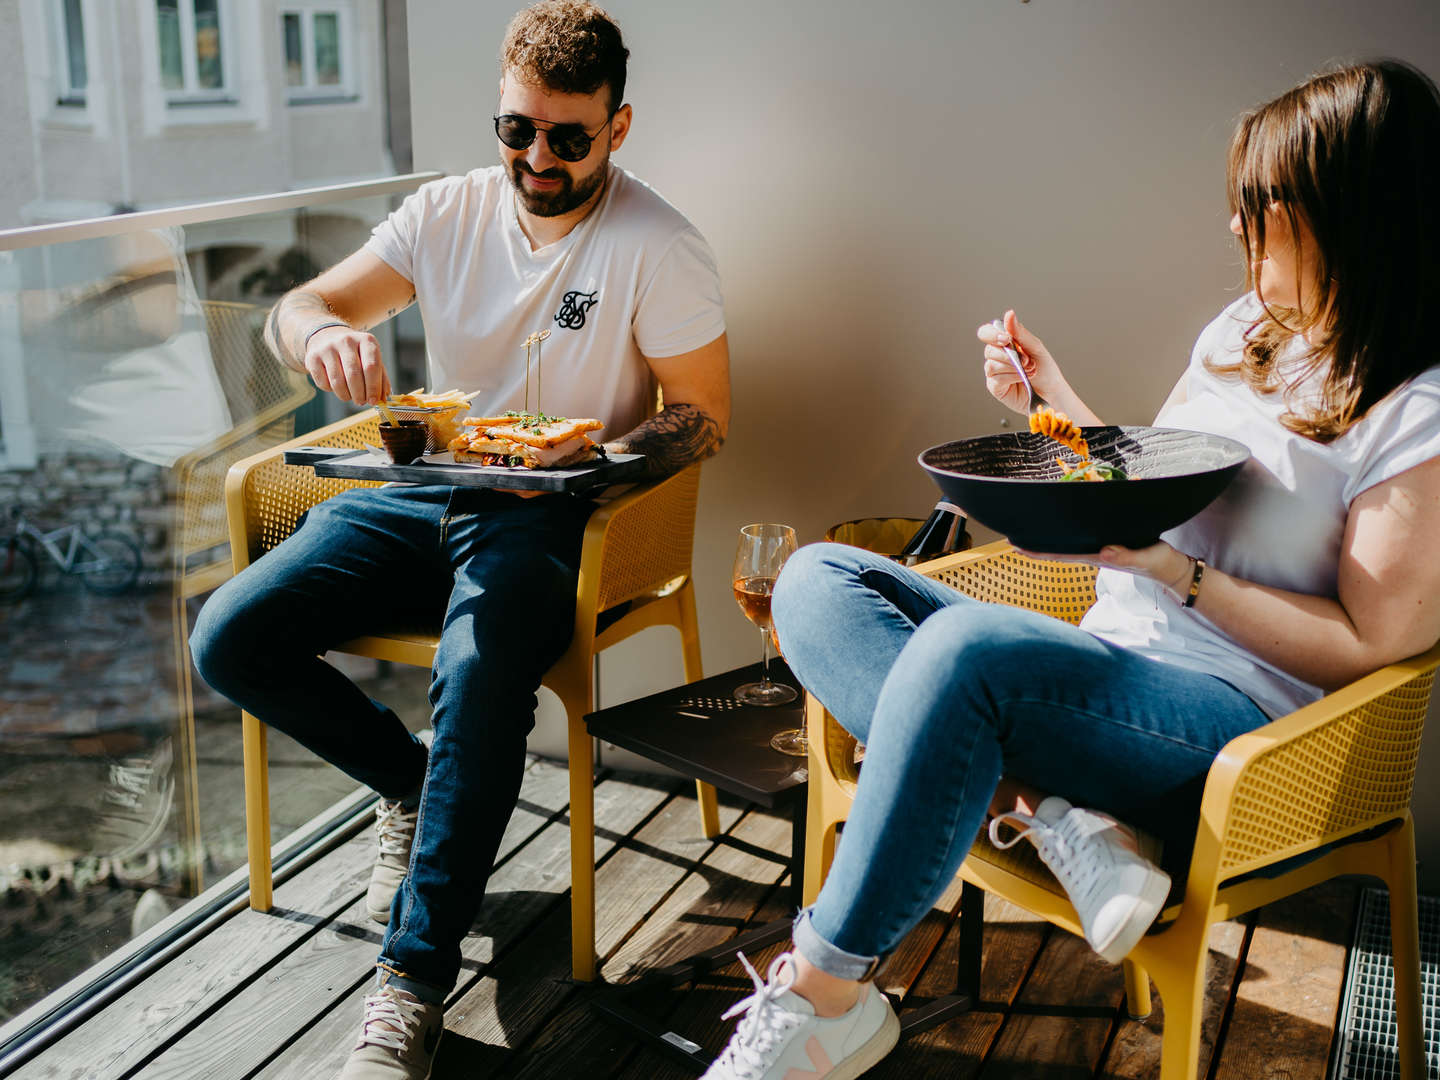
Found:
[1081,293,1440,718]
[364,164,726,442]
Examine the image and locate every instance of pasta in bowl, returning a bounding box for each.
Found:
[919,426,1250,554]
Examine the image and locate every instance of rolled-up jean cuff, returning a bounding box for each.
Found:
[792,908,880,981]
[376,963,446,1005]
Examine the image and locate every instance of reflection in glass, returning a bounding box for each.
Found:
[156,1,183,90]
[282,13,303,87]
[315,13,340,86]
[194,0,223,90]
[63,0,88,93]
[0,189,421,1022]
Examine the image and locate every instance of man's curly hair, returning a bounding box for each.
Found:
[501,1,629,112]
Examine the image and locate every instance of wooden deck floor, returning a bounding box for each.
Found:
[8,759,1355,1080]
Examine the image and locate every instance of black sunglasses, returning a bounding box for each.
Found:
[493,113,611,163]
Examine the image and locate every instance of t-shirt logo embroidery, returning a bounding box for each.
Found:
[554,289,599,330]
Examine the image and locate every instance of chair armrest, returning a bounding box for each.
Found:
[225,409,383,573]
[1196,640,1440,882]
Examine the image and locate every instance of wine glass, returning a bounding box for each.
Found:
[733,524,802,739]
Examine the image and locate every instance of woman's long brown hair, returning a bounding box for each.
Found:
[1214,60,1440,442]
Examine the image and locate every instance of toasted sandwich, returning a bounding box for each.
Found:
[447,412,605,469]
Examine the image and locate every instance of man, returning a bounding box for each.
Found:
[190,3,729,1076]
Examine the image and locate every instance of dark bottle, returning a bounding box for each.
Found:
[897,500,968,565]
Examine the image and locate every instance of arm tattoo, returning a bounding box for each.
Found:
[607,403,724,479]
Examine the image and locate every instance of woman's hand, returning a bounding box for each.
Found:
[975,310,1068,415]
[1019,541,1194,601]
[975,310,1102,425]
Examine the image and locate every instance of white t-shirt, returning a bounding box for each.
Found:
[1081,293,1440,718]
[364,164,726,442]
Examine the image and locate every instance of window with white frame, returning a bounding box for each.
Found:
[155,0,234,105]
[281,4,355,102]
[53,0,89,107]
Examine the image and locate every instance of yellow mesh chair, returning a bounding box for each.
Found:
[224,409,717,982]
[804,539,1439,1079]
[170,301,314,892]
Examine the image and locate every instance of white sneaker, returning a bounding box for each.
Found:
[367,800,418,924]
[989,796,1170,963]
[702,951,900,1080]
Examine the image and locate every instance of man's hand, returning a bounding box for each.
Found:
[304,324,391,405]
[262,250,416,407]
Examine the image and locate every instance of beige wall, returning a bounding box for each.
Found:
[406,0,1440,885]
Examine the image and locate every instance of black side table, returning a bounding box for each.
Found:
[584,659,809,1069]
[587,658,808,903]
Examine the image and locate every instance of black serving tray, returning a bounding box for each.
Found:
[283,446,647,492]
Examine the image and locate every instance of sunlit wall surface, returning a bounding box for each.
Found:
[0,0,419,1026]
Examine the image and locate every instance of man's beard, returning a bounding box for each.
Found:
[509,158,607,217]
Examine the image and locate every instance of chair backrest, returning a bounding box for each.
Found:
[230,411,383,571]
[172,302,314,590]
[202,300,310,423]
[924,544,1098,626]
[591,465,699,612]
[1208,650,1440,880]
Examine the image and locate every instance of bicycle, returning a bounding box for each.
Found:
[1,505,142,600]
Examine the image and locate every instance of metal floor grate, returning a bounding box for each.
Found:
[1333,888,1440,1079]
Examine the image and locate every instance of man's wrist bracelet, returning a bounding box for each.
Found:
[303,321,351,352]
[1183,557,1207,609]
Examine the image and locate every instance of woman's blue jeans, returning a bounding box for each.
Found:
[771,543,1268,980]
[191,484,594,1000]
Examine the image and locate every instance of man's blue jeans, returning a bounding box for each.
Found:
[771,543,1269,980]
[191,484,595,1000]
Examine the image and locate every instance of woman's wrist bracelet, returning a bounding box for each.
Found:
[303,320,351,353]
[1183,557,1207,608]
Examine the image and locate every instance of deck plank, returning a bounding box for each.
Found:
[133,758,576,1080]
[252,769,678,1080]
[1211,881,1358,1080]
[603,802,791,984]
[8,833,376,1080]
[10,771,1360,1080]
[430,794,758,1078]
[490,796,766,1079]
[979,925,1128,1076]
[1098,918,1249,1080]
[867,894,1052,1080]
[624,887,797,1080]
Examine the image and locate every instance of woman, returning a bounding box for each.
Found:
[702,59,1440,1080]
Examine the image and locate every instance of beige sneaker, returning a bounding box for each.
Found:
[367,799,418,924]
[337,983,443,1080]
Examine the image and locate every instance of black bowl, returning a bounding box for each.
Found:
[919,426,1250,554]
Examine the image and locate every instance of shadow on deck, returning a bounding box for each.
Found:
[4,758,1352,1079]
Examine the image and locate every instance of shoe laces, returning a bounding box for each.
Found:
[375,800,418,857]
[989,809,1130,901]
[359,985,426,1051]
[713,951,804,1077]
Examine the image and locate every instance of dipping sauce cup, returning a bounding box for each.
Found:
[379,420,428,465]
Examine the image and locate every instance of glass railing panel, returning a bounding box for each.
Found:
[0,176,436,1029]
